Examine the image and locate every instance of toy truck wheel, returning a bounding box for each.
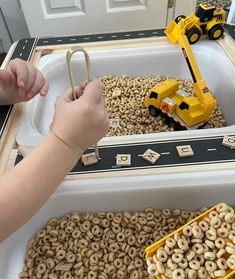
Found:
[186,28,201,44]
[149,106,159,117]
[208,24,224,40]
[175,15,186,24]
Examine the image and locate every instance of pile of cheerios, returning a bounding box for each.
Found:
[146,203,235,279]
[100,75,226,137]
[19,208,205,279]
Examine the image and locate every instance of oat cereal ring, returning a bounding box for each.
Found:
[189,260,200,271]
[192,225,202,239]
[156,260,165,274]
[187,269,197,279]
[194,255,204,265]
[197,267,207,279]
[56,249,66,260]
[167,258,178,271]
[216,258,227,270]
[204,251,216,261]
[198,221,209,232]
[225,245,235,255]
[66,253,76,263]
[225,213,235,224]
[174,233,180,242]
[183,226,192,236]
[214,270,226,277]
[147,264,159,277]
[205,228,216,241]
[178,258,188,269]
[205,261,217,272]
[162,209,171,217]
[205,239,215,249]
[128,247,137,258]
[216,248,226,259]
[216,203,228,213]
[172,253,183,264]
[202,243,209,253]
[172,268,185,279]
[192,243,203,255]
[166,238,176,248]
[36,263,46,274]
[177,239,188,251]
[227,255,235,269]
[157,248,168,262]
[164,244,174,256]
[210,217,221,228]
[209,211,218,219]
[87,271,97,279]
[229,230,235,241]
[64,271,72,279]
[71,228,81,239]
[36,230,46,238]
[65,226,73,234]
[214,238,225,249]
[221,222,231,230]
[186,250,195,262]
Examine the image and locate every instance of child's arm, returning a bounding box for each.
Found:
[0,80,109,242]
[0,58,48,105]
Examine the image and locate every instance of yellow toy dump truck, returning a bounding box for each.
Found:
[174,2,226,44]
[145,19,217,130]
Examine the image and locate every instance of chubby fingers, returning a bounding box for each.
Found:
[27,70,49,98]
[9,58,48,98]
[62,81,90,102]
[82,79,104,104]
[8,58,28,90]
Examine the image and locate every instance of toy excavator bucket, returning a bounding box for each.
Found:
[165,19,186,44]
[164,20,181,44]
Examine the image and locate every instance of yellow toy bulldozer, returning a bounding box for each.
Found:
[174,2,226,44]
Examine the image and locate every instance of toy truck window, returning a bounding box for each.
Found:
[196,5,215,22]
[179,102,189,110]
[149,92,158,99]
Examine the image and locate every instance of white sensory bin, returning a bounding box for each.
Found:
[16,40,235,146]
[4,39,235,278]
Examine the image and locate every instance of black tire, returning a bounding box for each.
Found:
[208,24,224,40]
[175,15,186,24]
[185,28,201,44]
[149,106,159,117]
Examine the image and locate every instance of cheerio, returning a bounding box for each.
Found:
[145,203,235,279]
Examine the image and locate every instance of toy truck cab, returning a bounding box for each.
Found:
[145,79,179,117]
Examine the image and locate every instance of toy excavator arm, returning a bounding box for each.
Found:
[165,21,216,108]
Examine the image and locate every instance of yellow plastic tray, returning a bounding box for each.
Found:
[145,205,235,279]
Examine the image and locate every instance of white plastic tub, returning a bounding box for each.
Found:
[0,170,235,278]
[16,40,235,146]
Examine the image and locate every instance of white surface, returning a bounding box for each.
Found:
[17,39,235,147]
[0,169,235,278]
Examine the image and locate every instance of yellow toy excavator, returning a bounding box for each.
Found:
[145,20,217,130]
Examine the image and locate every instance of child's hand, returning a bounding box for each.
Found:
[52,79,109,152]
[0,58,48,105]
